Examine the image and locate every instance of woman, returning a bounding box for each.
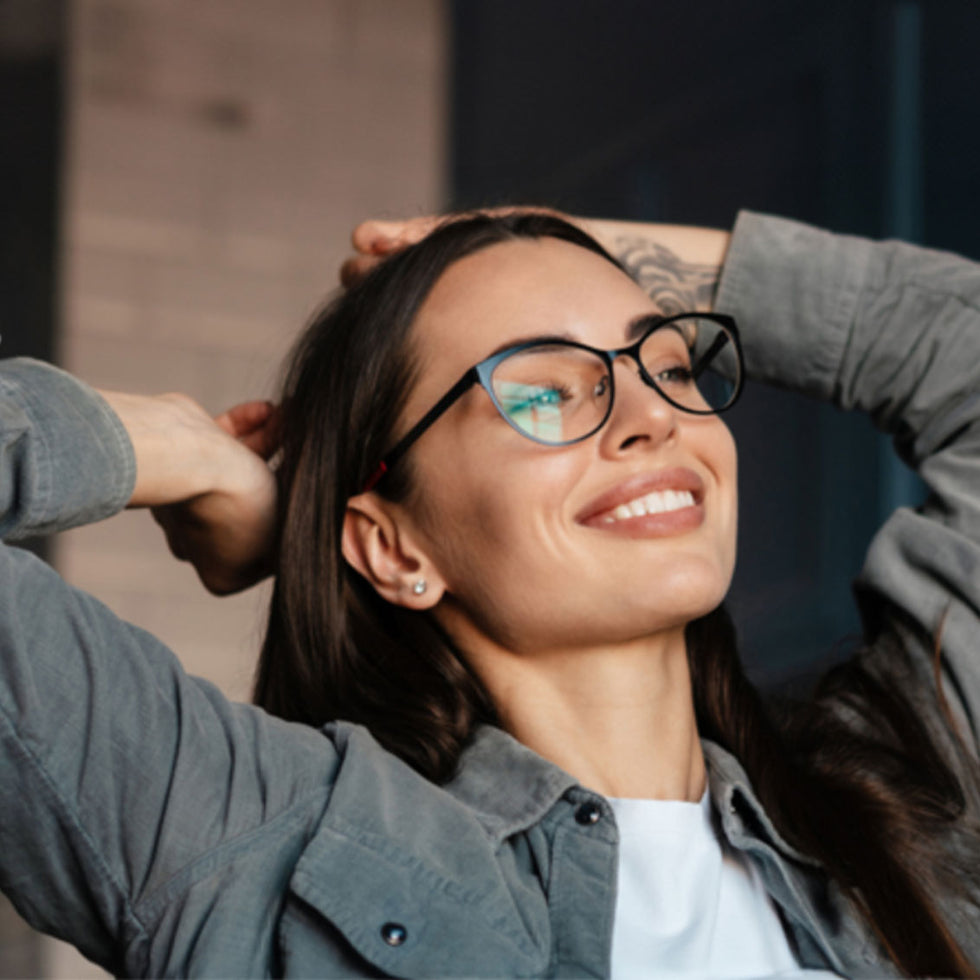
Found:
[1,209,979,978]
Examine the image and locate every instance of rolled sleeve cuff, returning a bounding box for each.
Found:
[0,358,136,539]
[715,210,872,402]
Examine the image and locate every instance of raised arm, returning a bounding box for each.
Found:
[0,360,330,974]
[345,212,731,314]
[578,217,729,312]
[715,213,980,740]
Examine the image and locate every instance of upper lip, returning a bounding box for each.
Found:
[575,467,705,523]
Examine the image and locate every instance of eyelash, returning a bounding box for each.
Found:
[512,382,574,410]
[655,364,695,385]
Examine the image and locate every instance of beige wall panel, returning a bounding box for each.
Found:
[39,1,447,975]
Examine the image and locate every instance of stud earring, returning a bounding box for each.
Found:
[412,579,427,596]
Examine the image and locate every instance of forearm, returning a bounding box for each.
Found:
[713,210,980,741]
[579,218,731,313]
[98,389,225,507]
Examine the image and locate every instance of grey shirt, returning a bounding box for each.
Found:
[2,211,980,977]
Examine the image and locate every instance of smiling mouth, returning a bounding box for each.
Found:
[599,489,696,524]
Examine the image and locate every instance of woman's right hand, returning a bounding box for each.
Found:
[99,389,280,595]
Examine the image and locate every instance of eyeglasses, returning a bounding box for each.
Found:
[363,312,743,492]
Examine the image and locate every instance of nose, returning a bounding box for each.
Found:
[598,356,678,455]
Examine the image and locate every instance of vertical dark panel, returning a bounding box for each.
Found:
[0,0,64,566]
[0,0,64,364]
[0,2,65,971]
[921,3,980,259]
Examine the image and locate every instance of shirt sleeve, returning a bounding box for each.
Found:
[715,211,980,742]
[0,358,334,973]
[0,358,136,539]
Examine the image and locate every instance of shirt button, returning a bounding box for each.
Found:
[380,922,408,946]
[575,801,602,825]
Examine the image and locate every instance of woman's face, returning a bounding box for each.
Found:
[392,236,738,655]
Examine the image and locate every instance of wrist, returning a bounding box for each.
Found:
[578,218,731,312]
[98,390,223,507]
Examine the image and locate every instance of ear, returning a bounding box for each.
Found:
[342,493,445,609]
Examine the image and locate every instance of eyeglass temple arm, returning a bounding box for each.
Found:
[690,331,730,379]
[362,367,480,492]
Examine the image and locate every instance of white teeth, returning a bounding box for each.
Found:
[601,489,695,523]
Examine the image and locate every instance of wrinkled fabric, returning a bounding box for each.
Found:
[2,212,980,976]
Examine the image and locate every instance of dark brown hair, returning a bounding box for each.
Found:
[689,605,980,977]
[256,211,980,977]
[255,212,615,778]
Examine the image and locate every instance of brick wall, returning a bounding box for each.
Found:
[39,1,446,975]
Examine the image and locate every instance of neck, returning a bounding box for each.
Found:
[464,626,705,801]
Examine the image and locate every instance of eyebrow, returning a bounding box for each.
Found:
[484,331,577,358]
[485,314,665,360]
[626,312,665,342]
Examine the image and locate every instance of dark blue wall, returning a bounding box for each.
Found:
[450,0,980,685]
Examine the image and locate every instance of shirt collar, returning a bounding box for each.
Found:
[444,725,579,845]
[703,739,822,867]
[327,719,819,867]
[448,725,820,866]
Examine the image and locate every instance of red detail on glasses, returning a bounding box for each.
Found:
[362,461,388,493]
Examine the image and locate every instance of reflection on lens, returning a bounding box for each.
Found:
[496,382,566,442]
[492,345,610,444]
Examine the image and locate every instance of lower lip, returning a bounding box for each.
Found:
[581,502,705,537]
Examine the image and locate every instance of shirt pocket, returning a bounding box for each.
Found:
[277,822,549,978]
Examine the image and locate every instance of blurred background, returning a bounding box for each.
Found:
[1,0,978,975]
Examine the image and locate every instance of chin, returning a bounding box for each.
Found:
[643,555,732,618]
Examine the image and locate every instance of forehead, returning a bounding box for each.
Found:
[411,237,656,381]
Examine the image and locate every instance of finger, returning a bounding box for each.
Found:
[239,406,283,459]
[340,254,382,288]
[351,219,409,255]
[215,400,275,439]
[394,216,442,246]
[352,216,442,255]
[151,505,189,561]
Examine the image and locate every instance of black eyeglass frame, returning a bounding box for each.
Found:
[362,311,743,492]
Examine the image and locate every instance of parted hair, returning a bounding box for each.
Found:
[255,211,980,978]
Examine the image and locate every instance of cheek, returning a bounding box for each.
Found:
[694,415,738,525]
[412,438,589,628]
[718,427,739,559]
[418,448,580,581]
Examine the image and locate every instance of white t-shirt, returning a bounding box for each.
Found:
[608,793,840,979]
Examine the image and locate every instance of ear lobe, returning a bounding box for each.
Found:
[342,494,445,608]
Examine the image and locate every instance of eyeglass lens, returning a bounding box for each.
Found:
[489,316,739,445]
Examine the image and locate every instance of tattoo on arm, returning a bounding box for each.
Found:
[613,236,721,314]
